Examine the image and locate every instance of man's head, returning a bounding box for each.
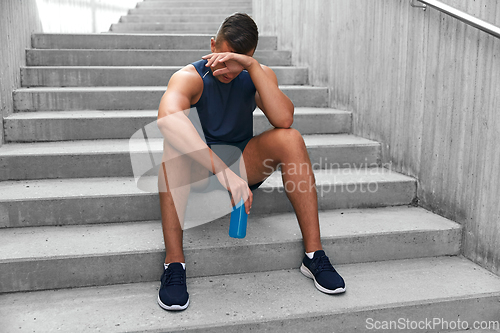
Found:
[208,13,259,83]
[212,13,258,55]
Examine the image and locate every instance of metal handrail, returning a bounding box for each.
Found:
[410,0,500,39]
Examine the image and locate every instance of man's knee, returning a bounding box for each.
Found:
[273,128,305,147]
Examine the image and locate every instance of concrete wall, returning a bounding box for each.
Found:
[0,0,43,147]
[253,0,500,275]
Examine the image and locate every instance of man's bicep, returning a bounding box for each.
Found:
[255,65,279,115]
[261,65,279,85]
[255,91,264,111]
[158,90,191,119]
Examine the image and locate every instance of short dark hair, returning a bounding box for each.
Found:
[215,13,258,54]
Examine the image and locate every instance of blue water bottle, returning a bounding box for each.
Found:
[229,199,248,238]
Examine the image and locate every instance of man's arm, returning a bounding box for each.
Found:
[202,53,294,128]
[250,64,294,128]
[157,67,253,212]
[157,69,212,170]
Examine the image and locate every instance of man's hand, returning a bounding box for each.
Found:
[215,168,253,214]
[202,52,256,77]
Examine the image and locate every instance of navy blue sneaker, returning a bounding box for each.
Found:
[157,263,189,311]
[300,250,346,294]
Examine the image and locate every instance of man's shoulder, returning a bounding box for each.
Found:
[169,64,202,88]
[176,63,201,79]
[259,64,276,77]
[165,64,204,104]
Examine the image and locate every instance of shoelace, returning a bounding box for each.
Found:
[163,268,185,286]
[312,254,336,273]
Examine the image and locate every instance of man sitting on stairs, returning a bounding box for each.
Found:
[156,13,345,311]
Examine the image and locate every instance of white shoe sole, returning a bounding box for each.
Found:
[300,263,346,294]
[157,294,189,311]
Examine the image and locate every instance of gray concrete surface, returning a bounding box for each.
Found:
[1,257,499,332]
[13,85,328,111]
[137,1,251,8]
[31,34,277,50]
[128,7,252,15]
[4,108,351,142]
[0,206,461,292]
[0,134,380,180]
[25,49,291,66]
[3,4,498,331]
[110,22,227,33]
[0,168,416,228]
[20,66,308,87]
[120,14,230,23]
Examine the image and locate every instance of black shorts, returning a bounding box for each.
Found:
[194,137,264,193]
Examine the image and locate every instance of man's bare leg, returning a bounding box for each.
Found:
[241,128,348,295]
[158,141,209,264]
[241,128,322,253]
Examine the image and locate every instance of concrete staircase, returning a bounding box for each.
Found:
[110,0,253,33]
[1,0,500,332]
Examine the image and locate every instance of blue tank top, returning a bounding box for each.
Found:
[190,59,257,145]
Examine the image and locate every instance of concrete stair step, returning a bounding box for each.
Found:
[1,256,499,332]
[25,49,291,67]
[0,134,379,180]
[120,14,230,23]
[143,0,251,2]
[13,86,328,111]
[142,0,252,4]
[0,168,415,228]
[143,0,252,4]
[20,66,308,87]
[31,33,277,50]
[0,206,461,292]
[453,331,500,333]
[254,108,351,136]
[128,7,251,15]
[109,22,231,33]
[142,0,251,2]
[4,108,350,142]
[136,1,251,8]
[143,0,248,1]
